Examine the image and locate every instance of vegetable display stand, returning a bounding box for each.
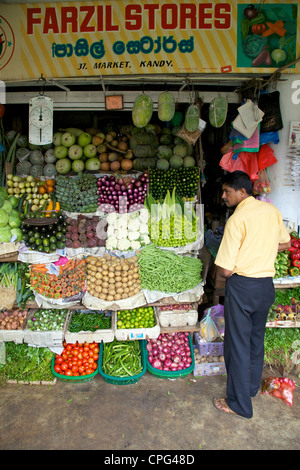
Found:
[98,340,147,385]
[146,333,195,379]
[64,309,116,344]
[51,356,98,383]
[23,308,68,348]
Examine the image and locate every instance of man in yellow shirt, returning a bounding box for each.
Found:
[214,171,291,418]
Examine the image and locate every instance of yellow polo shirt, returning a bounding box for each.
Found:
[215,196,291,278]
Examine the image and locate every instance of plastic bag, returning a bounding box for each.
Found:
[253,169,271,195]
[219,150,259,181]
[258,91,283,133]
[206,304,225,336]
[199,309,219,342]
[258,144,277,170]
[262,377,296,407]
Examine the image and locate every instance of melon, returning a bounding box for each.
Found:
[30,164,44,177]
[43,163,57,177]
[132,94,153,128]
[184,105,200,132]
[183,156,196,167]
[209,96,228,128]
[56,158,72,175]
[16,160,32,175]
[159,134,172,146]
[169,155,183,169]
[29,150,44,165]
[156,159,169,170]
[44,148,56,164]
[157,145,173,160]
[173,143,189,158]
[158,92,175,122]
[16,148,30,161]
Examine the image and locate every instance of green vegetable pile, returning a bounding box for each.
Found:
[0,342,55,385]
[137,245,203,293]
[264,328,300,373]
[55,173,98,213]
[145,189,200,247]
[117,306,155,329]
[102,339,143,377]
[0,262,18,290]
[68,310,112,332]
[274,251,289,278]
[27,308,68,331]
[16,262,34,308]
[149,167,199,200]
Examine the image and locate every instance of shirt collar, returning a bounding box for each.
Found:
[235,195,255,211]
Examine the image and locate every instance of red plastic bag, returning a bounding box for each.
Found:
[258,144,277,170]
[262,377,296,407]
[219,150,259,181]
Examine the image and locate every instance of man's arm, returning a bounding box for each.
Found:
[278,237,291,251]
[217,267,233,278]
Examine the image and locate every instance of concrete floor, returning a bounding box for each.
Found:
[0,366,299,451]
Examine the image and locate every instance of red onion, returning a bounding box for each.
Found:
[147,332,192,371]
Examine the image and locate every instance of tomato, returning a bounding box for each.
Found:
[92,362,97,370]
[88,357,94,364]
[60,362,69,371]
[54,365,61,373]
[82,351,89,359]
[78,366,85,374]
[72,349,79,356]
[71,365,79,373]
[55,356,63,364]
[66,344,73,351]
[85,368,93,375]
[251,23,266,34]
[65,370,72,376]
[93,354,99,361]
[93,347,99,354]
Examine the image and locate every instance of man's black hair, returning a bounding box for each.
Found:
[222,171,253,195]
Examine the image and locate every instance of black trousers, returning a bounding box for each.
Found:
[224,274,275,418]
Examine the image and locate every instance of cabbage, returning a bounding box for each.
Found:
[0,209,9,227]
[7,195,19,209]
[0,187,8,200]
[0,226,12,242]
[10,228,23,242]
[1,200,12,213]
[9,210,21,228]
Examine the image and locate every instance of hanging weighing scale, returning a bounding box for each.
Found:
[29,94,53,146]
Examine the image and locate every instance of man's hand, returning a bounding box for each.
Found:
[278,237,291,252]
[217,267,233,278]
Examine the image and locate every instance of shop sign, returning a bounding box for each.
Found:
[0,1,299,81]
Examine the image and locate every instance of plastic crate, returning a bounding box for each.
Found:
[193,361,226,377]
[64,309,116,344]
[194,332,224,356]
[98,340,147,385]
[51,357,98,383]
[146,333,195,379]
[115,308,160,341]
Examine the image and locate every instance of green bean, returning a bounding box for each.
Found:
[137,245,202,293]
[102,340,142,377]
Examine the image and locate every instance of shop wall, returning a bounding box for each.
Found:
[268,75,300,228]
